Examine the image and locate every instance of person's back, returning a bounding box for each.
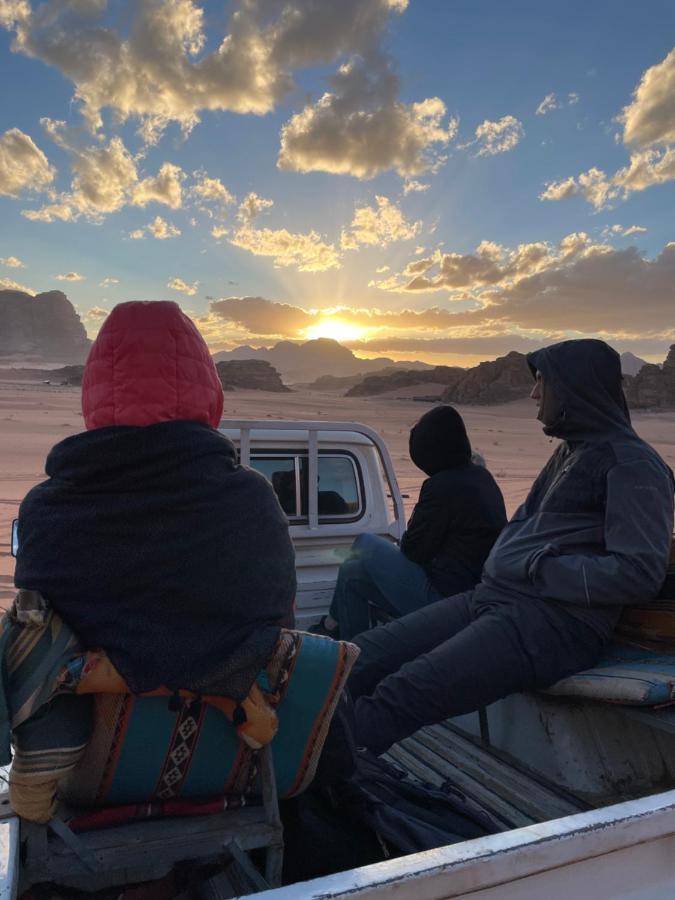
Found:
[14,301,296,701]
[401,406,506,594]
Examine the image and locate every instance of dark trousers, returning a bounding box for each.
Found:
[329,533,469,641]
[349,589,605,755]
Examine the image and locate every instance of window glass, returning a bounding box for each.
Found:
[250,457,297,516]
[300,456,360,517]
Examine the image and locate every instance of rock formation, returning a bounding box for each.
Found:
[0,290,90,361]
[620,352,648,377]
[442,351,533,405]
[346,366,464,397]
[215,359,290,392]
[213,338,432,383]
[624,345,675,409]
[50,365,85,385]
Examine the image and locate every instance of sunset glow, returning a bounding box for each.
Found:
[0,2,673,367]
[303,320,368,344]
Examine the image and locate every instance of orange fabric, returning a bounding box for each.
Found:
[81,300,224,430]
[76,652,278,748]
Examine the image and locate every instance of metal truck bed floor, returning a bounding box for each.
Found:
[384,722,587,831]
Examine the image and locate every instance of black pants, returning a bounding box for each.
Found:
[349,589,606,755]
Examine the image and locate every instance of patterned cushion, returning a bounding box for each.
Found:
[60,631,358,807]
[545,645,675,705]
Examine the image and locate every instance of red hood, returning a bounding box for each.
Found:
[82,301,224,430]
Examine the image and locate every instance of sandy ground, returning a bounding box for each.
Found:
[1,376,674,608]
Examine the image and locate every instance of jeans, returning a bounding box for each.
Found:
[329,533,443,641]
[348,589,606,755]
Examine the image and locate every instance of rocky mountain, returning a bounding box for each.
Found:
[0,290,91,362]
[49,365,85,385]
[441,351,533,405]
[620,352,649,377]
[215,359,290,392]
[212,338,431,383]
[346,366,464,397]
[299,368,400,391]
[624,345,675,409]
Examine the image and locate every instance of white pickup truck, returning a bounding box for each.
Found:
[3,419,675,900]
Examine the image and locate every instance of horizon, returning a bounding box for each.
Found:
[0,1,674,367]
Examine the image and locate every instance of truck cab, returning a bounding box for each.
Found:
[219,420,406,628]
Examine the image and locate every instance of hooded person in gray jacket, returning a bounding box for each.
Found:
[349,339,675,755]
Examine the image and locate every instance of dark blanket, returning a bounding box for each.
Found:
[14,421,296,700]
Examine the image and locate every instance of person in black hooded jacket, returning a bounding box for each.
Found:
[348,339,675,755]
[313,406,507,640]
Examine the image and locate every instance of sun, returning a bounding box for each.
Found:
[303,318,366,344]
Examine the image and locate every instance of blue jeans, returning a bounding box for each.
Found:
[329,533,443,641]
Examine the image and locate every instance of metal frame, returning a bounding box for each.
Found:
[222,420,406,534]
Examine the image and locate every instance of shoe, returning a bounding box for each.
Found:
[307,616,338,639]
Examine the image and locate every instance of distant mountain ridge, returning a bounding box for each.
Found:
[212,338,432,383]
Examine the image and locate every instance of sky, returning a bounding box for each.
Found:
[0,0,673,366]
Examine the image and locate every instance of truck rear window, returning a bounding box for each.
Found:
[250,453,363,522]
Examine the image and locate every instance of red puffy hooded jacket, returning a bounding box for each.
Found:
[82,301,224,430]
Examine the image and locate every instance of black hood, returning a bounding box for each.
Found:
[409,405,472,476]
[526,339,632,441]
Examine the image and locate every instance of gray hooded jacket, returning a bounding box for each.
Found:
[476,340,674,640]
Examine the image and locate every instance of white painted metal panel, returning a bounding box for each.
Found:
[0,819,19,900]
[248,790,675,899]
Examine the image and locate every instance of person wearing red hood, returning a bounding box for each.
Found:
[14,301,296,702]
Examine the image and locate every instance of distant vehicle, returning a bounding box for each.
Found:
[4,420,675,898]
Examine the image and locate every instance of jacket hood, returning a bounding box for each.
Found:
[409,405,472,476]
[82,300,224,430]
[526,339,632,441]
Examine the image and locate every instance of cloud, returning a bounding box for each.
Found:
[403,179,430,194]
[279,61,456,178]
[341,195,421,249]
[472,115,524,156]
[1,256,24,268]
[484,242,675,334]
[372,231,611,295]
[99,277,119,287]
[375,264,390,273]
[84,305,109,321]
[21,122,185,222]
[0,127,54,197]
[0,276,33,293]
[145,215,181,239]
[1,0,423,160]
[129,228,145,240]
[237,192,274,224]
[168,276,198,296]
[131,163,184,208]
[55,271,85,281]
[541,47,675,208]
[211,226,228,239]
[536,92,579,115]
[620,46,675,148]
[209,296,314,336]
[192,174,235,206]
[536,93,558,116]
[230,224,341,272]
[602,224,648,238]
[202,241,675,348]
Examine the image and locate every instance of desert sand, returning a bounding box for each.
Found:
[2,374,674,609]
